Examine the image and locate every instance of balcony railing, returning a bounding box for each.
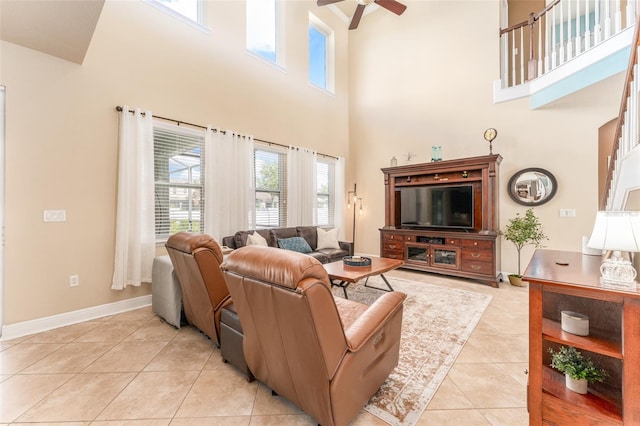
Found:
[500,0,638,89]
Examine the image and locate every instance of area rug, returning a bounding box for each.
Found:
[332,275,493,426]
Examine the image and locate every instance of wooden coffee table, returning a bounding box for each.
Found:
[323,257,404,299]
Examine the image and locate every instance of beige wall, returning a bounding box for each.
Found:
[347,1,624,276]
[1,0,350,324]
[0,0,629,326]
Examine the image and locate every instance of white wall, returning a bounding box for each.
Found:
[347,0,624,276]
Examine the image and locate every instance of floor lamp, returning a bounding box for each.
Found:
[347,183,363,249]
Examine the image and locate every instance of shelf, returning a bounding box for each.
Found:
[542,318,622,359]
[542,366,622,422]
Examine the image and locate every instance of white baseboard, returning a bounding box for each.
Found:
[0,295,152,341]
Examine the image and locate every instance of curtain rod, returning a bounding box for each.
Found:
[115,106,338,160]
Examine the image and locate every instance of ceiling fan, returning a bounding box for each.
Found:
[317,0,407,30]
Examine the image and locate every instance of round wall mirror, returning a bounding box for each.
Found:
[507,168,557,206]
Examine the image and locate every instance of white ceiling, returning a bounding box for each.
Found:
[0,0,105,64]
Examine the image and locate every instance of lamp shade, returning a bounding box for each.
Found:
[587,211,640,252]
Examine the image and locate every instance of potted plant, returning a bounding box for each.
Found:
[501,208,547,286]
[548,345,608,394]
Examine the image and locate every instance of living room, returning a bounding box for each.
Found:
[1,0,638,424]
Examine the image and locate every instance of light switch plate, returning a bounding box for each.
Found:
[43,210,66,222]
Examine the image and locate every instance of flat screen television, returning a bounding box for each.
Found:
[400,184,474,230]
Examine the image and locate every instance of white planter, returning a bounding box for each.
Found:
[565,375,588,394]
[561,311,590,336]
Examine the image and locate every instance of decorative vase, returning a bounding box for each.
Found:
[508,274,526,287]
[565,375,588,394]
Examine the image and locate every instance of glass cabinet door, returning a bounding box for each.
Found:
[406,245,428,263]
[432,248,459,269]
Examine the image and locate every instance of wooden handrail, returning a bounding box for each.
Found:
[533,0,561,21]
[499,20,527,35]
[499,0,561,35]
[601,13,640,209]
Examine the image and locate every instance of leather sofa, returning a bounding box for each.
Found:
[221,226,353,264]
[221,246,406,426]
[165,232,232,345]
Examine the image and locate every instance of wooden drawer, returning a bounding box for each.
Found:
[383,233,404,242]
[445,238,459,246]
[382,251,403,260]
[461,239,493,250]
[462,249,493,262]
[383,241,403,251]
[461,260,493,275]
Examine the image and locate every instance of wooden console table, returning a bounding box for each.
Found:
[524,249,640,425]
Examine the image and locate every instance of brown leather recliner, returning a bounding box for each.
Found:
[165,232,232,345]
[221,246,406,426]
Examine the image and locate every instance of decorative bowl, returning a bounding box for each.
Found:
[343,256,372,267]
[561,310,589,336]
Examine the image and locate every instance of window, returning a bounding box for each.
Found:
[154,123,205,240]
[309,14,335,92]
[316,159,336,226]
[254,147,287,227]
[150,0,201,24]
[246,0,284,66]
[253,145,337,229]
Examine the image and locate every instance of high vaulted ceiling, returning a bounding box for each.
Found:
[0,0,105,64]
[0,0,381,65]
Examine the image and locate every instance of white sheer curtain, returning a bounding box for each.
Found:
[112,106,155,290]
[334,157,346,240]
[287,147,317,226]
[205,128,255,241]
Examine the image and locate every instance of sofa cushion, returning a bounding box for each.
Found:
[233,231,251,248]
[297,226,318,249]
[234,230,271,248]
[247,231,268,247]
[316,227,340,249]
[270,227,298,242]
[278,236,313,254]
[317,247,349,262]
[308,251,331,264]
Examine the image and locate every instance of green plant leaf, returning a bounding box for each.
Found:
[548,346,608,383]
[501,208,548,275]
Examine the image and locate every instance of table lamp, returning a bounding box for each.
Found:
[587,211,640,287]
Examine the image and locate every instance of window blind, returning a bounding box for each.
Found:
[153,123,205,239]
[254,147,287,228]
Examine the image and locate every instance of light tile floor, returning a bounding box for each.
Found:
[0,270,529,425]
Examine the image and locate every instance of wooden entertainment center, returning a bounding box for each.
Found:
[380,154,502,287]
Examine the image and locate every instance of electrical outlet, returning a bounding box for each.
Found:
[559,209,576,217]
[69,274,79,287]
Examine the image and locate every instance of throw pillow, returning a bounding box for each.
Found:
[278,236,312,254]
[247,231,268,247]
[317,227,340,249]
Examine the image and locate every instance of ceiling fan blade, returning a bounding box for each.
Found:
[374,0,407,15]
[349,4,366,30]
[317,0,344,6]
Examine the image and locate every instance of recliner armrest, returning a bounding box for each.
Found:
[343,291,406,351]
[338,240,354,256]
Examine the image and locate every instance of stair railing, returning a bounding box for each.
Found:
[500,0,637,89]
[601,12,640,209]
